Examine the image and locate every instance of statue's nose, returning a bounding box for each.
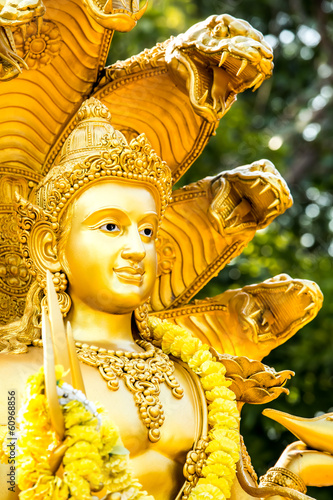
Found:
[121,229,146,262]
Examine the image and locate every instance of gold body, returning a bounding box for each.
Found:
[0,2,332,499]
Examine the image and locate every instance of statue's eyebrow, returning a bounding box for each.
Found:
[139,212,159,224]
[82,207,158,227]
[83,207,129,226]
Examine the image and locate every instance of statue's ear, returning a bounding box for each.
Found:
[29,222,61,274]
[14,194,61,281]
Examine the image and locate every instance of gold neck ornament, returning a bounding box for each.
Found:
[33,337,184,443]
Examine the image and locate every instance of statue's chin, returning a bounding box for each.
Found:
[79,288,151,316]
[67,268,155,316]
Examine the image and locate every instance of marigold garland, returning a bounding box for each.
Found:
[15,366,154,500]
[149,317,240,500]
[10,319,239,500]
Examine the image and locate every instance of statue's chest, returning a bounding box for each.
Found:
[80,358,202,461]
[0,349,207,500]
[1,348,204,461]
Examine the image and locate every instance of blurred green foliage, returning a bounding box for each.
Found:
[108,1,333,497]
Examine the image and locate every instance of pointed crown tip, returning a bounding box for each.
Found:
[77,97,112,124]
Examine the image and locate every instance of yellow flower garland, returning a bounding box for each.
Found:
[149,318,240,500]
[15,366,154,500]
[8,319,239,500]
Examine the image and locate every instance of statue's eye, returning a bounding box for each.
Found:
[140,227,153,238]
[100,223,120,233]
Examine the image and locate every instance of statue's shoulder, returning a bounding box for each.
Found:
[0,346,43,424]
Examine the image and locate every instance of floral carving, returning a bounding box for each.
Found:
[0,214,18,245]
[0,292,15,320]
[212,349,294,405]
[13,20,61,70]
[0,251,31,293]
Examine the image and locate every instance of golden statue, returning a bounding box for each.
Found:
[0,3,332,500]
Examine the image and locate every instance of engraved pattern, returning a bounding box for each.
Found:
[240,435,258,485]
[0,292,25,325]
[259,467,307,494]
[102,40,169,82]
[0,214,19,245]
[0,213,33,323]
[15,197,47,280]
[156,236,176,275]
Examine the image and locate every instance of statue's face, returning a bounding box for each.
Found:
[60,180,159,314]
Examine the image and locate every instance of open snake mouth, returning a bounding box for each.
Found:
[0,26,23,80]
[234,274,323,344]
[0,0,44,80]
[83,0,147,30]
[165,14,273,122]
[208,160,293,235]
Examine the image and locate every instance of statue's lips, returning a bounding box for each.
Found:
[114,267,144,285]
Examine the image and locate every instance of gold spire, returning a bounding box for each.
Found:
[59,97,128,164]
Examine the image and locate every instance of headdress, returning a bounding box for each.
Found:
[15,97,172,312]
[35,97,172,231]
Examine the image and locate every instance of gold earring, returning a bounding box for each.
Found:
[134,301,151,341]
[41,270,71,317]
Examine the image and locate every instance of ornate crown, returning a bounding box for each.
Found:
[15,98,172,294]
[34,97,172,231]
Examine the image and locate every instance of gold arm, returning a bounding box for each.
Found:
[46,270,71,381]
[41,305,65,441]
[42,280,87,471]
[236,453,316,500]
